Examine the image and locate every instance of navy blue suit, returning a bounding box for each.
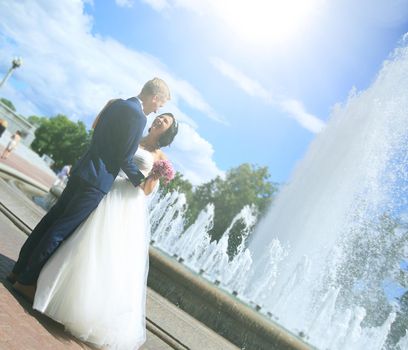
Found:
[13,97,147,285]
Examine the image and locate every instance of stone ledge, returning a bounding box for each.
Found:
[148,248,313,350]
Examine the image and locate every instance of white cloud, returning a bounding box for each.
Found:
[141,0,169,11]
[0,0,222,184]
[0,80,41,117]
[210,57,271,102]
[169,78,228,125]
[280,99,325,133]
[165,122,224,185]
[115,0,134,8]
[211,57,325,133]
[118,0,170,11]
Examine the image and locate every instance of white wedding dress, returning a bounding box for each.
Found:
[33,148,155,350]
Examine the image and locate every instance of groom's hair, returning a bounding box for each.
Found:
[140,77,171,101]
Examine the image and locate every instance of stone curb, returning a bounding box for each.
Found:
[0,202,32,235]
[148,248,314,350]
[0,162,50,192]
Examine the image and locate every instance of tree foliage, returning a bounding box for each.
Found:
[160,171,193,203]
[161,163,278,257]
[29,114,91,170]
[27,115,45,127]
[192,163,277,241]
[0,97,16,111]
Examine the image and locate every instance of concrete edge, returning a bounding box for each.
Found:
[146,319,188,350]
[148,248,314,350]
[0,163,50,192]
[0,202,32,235]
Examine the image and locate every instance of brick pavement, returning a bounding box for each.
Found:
[0,145,55,189]
[0,212,96,350]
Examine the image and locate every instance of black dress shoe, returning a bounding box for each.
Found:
[6,272,18,284]
[13,281,36,304]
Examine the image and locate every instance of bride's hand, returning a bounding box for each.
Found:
[140,175,159,195]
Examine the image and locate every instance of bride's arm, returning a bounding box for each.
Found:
[140,151,167,195]
[140,176,159,195]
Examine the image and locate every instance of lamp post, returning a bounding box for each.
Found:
[0,57,23,89]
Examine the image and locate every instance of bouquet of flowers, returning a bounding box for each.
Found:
[149,159,175,184]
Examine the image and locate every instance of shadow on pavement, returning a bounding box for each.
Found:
[0,252,97,349]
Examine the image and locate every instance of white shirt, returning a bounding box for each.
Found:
[136,97,146,117]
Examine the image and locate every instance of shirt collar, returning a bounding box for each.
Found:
[136,97,146,117]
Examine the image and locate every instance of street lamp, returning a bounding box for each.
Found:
[0,57,23,89]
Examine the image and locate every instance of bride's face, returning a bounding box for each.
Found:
[150,115,173,136]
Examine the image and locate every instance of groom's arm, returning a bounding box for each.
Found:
[115,107,146,187]
[92,99,118,129]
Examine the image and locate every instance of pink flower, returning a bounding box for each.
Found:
[150,159,175,184]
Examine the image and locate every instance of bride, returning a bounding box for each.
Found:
[33,113,178,350]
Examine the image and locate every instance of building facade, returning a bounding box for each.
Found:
[0,100,36,146]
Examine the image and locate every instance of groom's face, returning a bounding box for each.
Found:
[144,95,167,115]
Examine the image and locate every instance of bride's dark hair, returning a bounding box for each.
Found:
[153,113,178,148]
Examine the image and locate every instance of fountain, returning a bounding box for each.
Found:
[246,35,408,349]
[146,36,408,349]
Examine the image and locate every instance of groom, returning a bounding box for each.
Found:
[8,77,171,301]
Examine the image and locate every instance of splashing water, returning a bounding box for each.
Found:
[247,36,408,348]
[148,37,408,349]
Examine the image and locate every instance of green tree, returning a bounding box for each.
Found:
[189,163,278,256]
[27,115,46,127]
[160,171,193,203]
[0,97,16,111]
[157,164,278,258]
[30,114,92,170]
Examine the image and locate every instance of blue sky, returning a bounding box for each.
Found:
[0,0,407,185]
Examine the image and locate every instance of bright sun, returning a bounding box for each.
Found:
[212,0,323,46]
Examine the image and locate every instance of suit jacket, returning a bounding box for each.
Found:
[71,97,147,193]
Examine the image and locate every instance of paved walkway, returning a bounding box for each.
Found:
[0,146,55,189]
[0,211,97,350]
[0,130,56,189]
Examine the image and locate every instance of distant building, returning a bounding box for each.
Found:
[0,100,36,146]
[41,154,54,167]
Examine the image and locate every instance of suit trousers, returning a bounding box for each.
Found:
[13,175,105,285]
